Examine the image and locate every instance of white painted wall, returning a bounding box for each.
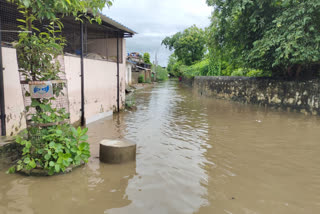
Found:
[126,63,132,85]
[1,47,26,136]
[65,54,126,124]
[1,38,127,135]
[64,38,126,124]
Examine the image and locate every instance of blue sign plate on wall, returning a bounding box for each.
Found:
[29,81,54,99]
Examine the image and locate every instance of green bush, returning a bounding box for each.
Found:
[172,59,210,78]
[231,68,272,77]
[246,69,272,77]
[125,95,136,109]
[230,68,246,76]
[167,54,273,78]
[155,66,169,81]
[7,126,90,175]
[138,74,145,83]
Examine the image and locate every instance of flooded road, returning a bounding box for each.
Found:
[1,80,320,214]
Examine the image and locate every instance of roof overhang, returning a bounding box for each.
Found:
[136,65,151,71]
[126,60,135,65]
[100,13,137,35]
[87,10,137,38]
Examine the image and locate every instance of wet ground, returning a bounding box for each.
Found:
[1,80,320,214]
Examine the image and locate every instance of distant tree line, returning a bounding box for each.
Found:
[141,52,168,81]
[163,0,320,79]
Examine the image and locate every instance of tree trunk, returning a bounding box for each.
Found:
[296,65,302,79]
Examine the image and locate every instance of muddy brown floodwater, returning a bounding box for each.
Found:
[1,80,320,214]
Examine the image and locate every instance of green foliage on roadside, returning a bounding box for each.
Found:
[230,68,272,77]
[138,74,145,83]
[179,59,210,78]
[164,0,320,79]
[246,69,272,78]
[167,53,272,78]
[7,0,112,22]
[206,0,320,78]
[7,126,90,175]
[155,65,168,81]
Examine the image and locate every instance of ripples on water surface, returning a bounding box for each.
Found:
[1,80,320,214]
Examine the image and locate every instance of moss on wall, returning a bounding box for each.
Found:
[0,138,22,165]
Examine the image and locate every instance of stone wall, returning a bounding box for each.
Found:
[132,70,152,84]
[193,76,320,115]
[132,71,144,84]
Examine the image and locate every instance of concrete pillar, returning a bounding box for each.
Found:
[99,139,136,164]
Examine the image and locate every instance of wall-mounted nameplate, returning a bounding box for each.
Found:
[29,81,53,99]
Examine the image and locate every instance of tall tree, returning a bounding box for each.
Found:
[162,25,206,66]
[143,52,151,64]
[206,0,320,77]
[7,0,112,21]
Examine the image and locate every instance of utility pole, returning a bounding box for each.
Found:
[154,52,158,75]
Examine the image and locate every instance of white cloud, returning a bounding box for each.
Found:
[102,0,212,66]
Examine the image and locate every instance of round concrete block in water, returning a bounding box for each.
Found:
[99,139,136,164]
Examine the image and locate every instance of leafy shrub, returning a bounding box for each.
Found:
[167,53,272,78]
[246,69,272,77]
[171,61,184,77]
[156,66,168,81]
[230,68,272,77]
[230,68,246,76]
[138,74,145,83]
[175,59,210,78]
[8,126,90,175]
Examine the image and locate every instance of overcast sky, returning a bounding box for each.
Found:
[102,0,212,66]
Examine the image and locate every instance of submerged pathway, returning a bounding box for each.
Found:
[1,80,320,214]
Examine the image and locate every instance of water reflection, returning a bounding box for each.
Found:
[194,85,320,214]
[0,116,137,214]
[104,81,211,213]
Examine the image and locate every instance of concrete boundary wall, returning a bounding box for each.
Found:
[193,76,320,115]
[1,47,26,136]
[65,55,126,125]
[1,40,126,136]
